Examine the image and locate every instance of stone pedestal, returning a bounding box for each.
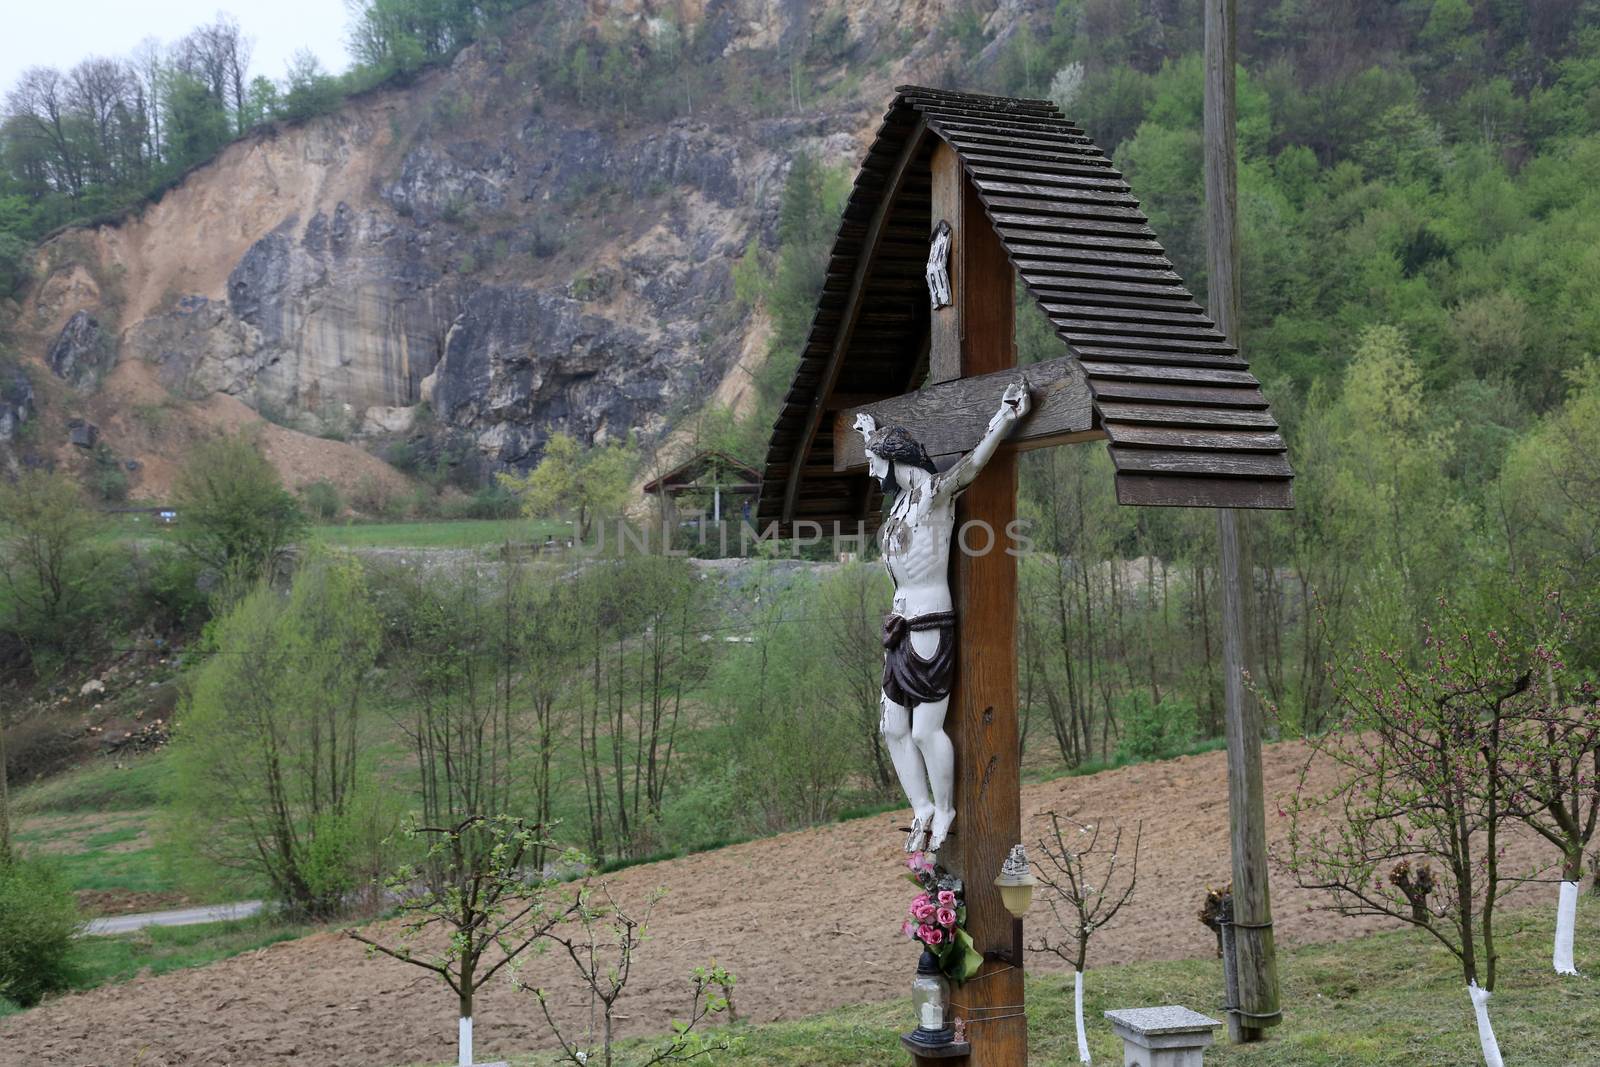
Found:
[1103,1006,1221,1067]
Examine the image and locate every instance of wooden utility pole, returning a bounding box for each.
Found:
[0,709,10,863]
[1204,0,1281,1042]
[914,142,1027,1067]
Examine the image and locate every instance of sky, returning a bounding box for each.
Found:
[2,1,352,96]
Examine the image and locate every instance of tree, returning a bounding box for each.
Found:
[709,568,860,836]
[1499,359,1600,652]
[0,701,10,863]
[280,50,341,123]
[350,815,576,1067]
[528,882,735,1067]
[163,71,231,170]
[561,556,709,860]
[169,549,384,915]
[1284,605,1544,1065]
[0,855,81,1007]
[173,432,306,583]
[1031,813,1142,1065]
[1495,599,1598,975]
[498,431,637,541]
[0,470,108,665]
[818,562,896,794]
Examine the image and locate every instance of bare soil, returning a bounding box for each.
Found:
[0,740,1556,1067]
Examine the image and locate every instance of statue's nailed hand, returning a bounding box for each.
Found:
[990,380,1031,432]
[853,412,879,440]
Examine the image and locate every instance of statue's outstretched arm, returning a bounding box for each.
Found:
[936,380,1031,497]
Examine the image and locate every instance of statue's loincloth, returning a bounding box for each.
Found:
[881,611,956,709]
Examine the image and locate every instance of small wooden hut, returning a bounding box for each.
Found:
[643,449,761,528]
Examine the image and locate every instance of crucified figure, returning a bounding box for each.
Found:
[855,380,1031,854]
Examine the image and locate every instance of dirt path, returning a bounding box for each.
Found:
[0,741,1558,1067]
[83,901,265,937]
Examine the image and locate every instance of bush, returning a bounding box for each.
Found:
[301,480,342,521]
[174,433,307,582]
[1114,696,1198,764]
[0,857,81,1007]
[132,545,210,634]
[3,715,81,784]
[464,482,520,519]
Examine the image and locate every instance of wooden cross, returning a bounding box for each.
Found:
[839,143,1088,1067]
[757,85,1289,1065]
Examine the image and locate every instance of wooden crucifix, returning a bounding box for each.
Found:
[756,85,1292,1066]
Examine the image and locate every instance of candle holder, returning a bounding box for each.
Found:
[904,948,953,1049]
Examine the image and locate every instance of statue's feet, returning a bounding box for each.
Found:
[905,812,932,853]
[927,808,956,853]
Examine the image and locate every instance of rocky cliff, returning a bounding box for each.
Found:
[5,0,1017,496]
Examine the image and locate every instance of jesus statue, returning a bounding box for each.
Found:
[855,380,1031,853]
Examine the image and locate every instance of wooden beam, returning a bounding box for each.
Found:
[1205,0,1282,1040]
[781,117,928,524]
[832,355,1100,471]
[923,163,1026,1067]
[928,141,962,385]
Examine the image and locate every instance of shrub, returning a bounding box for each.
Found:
[464,482,520,519]
[405,485,442,518]
[174,433,307,582]
[301,480,342,521]
[1114,696,1198,763]
[2,715,80,784]
[131,545,210,634]
[0,857,81,1007]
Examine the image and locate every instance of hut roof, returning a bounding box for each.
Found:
[756,85,1292,534]
[642,450,762,495]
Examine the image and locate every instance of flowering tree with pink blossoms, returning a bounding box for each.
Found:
[1493,597,1598,975]
[1284,603,1553,1066]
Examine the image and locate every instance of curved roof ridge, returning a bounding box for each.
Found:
[756,87,1292,532]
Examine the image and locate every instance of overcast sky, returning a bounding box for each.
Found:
[2,2,352,96]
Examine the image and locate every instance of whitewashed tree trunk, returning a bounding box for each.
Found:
[1554,880,1580,975]
[1074,969,1091,1063]
[459,1016,473,1067]
[1468,983,1504,1067]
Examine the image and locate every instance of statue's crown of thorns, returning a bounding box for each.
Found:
[865,425,937,474]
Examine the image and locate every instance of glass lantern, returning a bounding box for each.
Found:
[908,947,953,1047]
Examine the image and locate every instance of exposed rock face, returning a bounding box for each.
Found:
[47,311,114,391]
[427,285,688,465]
[12,0,966,476]
[0,365,34,443]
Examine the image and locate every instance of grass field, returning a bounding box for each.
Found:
[12,753,263,907]
[477,906,1599,1067]
[310,518,570,549]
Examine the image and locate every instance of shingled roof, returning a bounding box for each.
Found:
[756,85,1293,533]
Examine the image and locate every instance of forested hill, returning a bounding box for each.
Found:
[1,0,1597,516]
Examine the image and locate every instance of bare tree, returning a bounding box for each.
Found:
[1031,813,1142,1064]
[66,58,138,185]
[527,882,735,1067]
[130,38,165,158]
[6,67,83,195]
[351,815,577,1067]
[173,15,251,128]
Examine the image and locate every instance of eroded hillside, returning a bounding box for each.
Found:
[3,0,1000,497]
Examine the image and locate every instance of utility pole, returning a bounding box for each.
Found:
[1204,0,1281,1042]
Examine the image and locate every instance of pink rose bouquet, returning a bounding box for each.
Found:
[900,851,981,983]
